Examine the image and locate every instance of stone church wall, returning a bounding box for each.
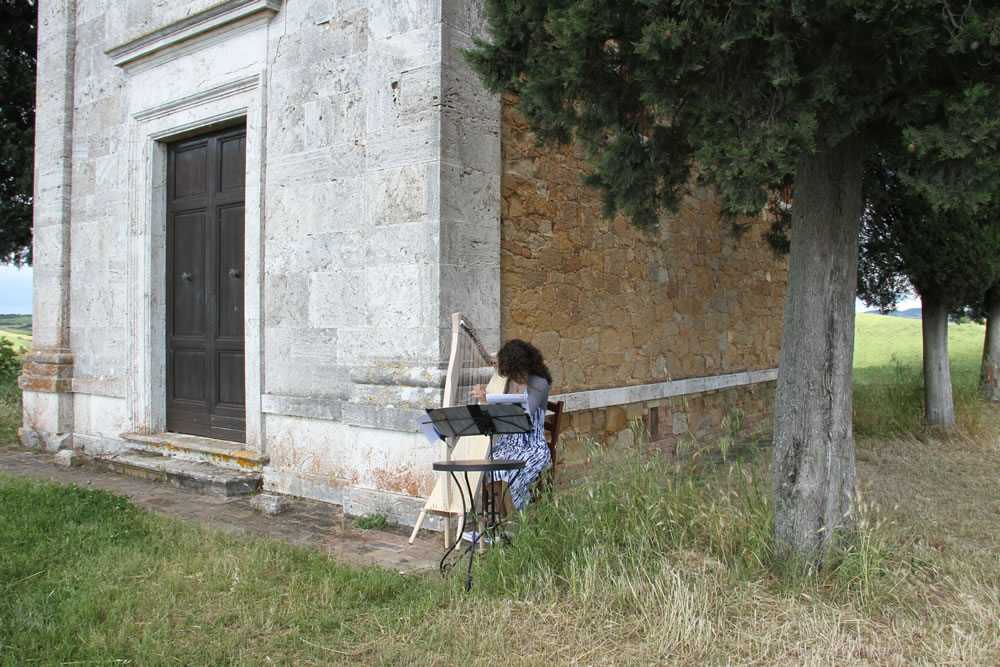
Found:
[25,0,788,526]
[498,96,787,470]
[25,0,503,526]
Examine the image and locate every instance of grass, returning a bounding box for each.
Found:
[0,313,32,352]
[0,328,32,351]
[353,510,392,530]
[852,312,987,436]
[0,473,456,664]
[1,312,999,663]
[3,429,999,663]
[0,373,21,445]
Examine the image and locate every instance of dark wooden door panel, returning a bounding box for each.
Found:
[217,351,246,406]
[219,135,246,191]
[217,204,245,339]
[166,125,246,442]
[170,211,207,337]
[172,144,208,198]
[170,350,207,401]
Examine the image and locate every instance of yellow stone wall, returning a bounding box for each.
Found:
[499,96,788,464]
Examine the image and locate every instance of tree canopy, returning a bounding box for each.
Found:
[467,0,1000,565]
[468,1,1000,229]
[859,155,1000,317]
[0,0,36,266]
[859,153,1000,425]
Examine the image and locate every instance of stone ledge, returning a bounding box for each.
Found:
[22,349,73,366]
[556,368,779,413]
[349,365,446,388]
[121,432,268,472]
[261,394,342,420]
[341,403,426,432]
[98,451,262,498]
[18,376,72,393]
[19,348,74,394]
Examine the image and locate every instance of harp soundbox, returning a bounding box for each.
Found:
[409,312,507,547]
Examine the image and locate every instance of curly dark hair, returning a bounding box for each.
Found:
[496,339,552,385]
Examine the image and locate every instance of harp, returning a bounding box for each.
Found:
[409,312,507,546]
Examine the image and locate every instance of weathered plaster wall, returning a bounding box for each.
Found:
[257,0,501,509]
[499,95,788,462]
[28,0,501,520]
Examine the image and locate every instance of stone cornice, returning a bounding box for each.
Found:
[106,0,281,69]
[555,369,779,413]
[135,74,260,126]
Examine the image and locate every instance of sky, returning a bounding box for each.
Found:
[0,264,33,314]
[856,295,921,313]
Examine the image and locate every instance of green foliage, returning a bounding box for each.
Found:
[0,336,20,383]
[0,337,23,443]
[0,0,36,266]
[353,510,391,530]
[467,1,1000,232]
[858,151,1000,313]
[0,367,21,444]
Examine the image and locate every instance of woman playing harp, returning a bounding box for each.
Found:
[469,339,552,512]
[409,313,507,545]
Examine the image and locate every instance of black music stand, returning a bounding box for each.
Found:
[425,403,532,589]
[426,402,531,455]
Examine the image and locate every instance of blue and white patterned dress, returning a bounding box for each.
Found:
[490,376,550,510]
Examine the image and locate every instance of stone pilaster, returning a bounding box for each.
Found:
[21,0,77,451]
[438,0,502,354]
[19,350,75,451]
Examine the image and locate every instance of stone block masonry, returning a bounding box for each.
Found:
[26,0,787,528]
[498,94,788,463]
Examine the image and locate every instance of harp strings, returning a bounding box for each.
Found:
[456,318,494,405]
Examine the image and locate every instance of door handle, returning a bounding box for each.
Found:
[181,272,192,282]
[229,269,241,279]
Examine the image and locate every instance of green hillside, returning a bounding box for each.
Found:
[0,314,31,351]
[854,312,983,378]
[853,312,985,435]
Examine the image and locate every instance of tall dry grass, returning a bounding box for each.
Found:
[444,419,1000,664]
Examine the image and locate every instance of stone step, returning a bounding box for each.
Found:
[97,451,262,498]
[120,432,268,473]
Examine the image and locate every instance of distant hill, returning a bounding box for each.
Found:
[0,314,31,331]
[864,308,922,319]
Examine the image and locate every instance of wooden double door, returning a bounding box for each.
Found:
[166,126,246,442]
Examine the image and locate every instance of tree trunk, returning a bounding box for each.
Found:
[921,293,956,427]
[773,137,862,567]
[979,283,1000,402]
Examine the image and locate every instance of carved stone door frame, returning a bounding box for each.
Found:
[125,74,265,450]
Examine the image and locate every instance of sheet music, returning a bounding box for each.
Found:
[418,413,444,445]
[486,391,529,414]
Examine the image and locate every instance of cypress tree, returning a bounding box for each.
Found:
[0,0,36,266]
[466,0,1000,566]
[860,154,1000,426]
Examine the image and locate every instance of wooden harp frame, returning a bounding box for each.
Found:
[409,312,506,547]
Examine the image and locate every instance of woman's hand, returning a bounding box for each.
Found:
[468,384,487,403]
